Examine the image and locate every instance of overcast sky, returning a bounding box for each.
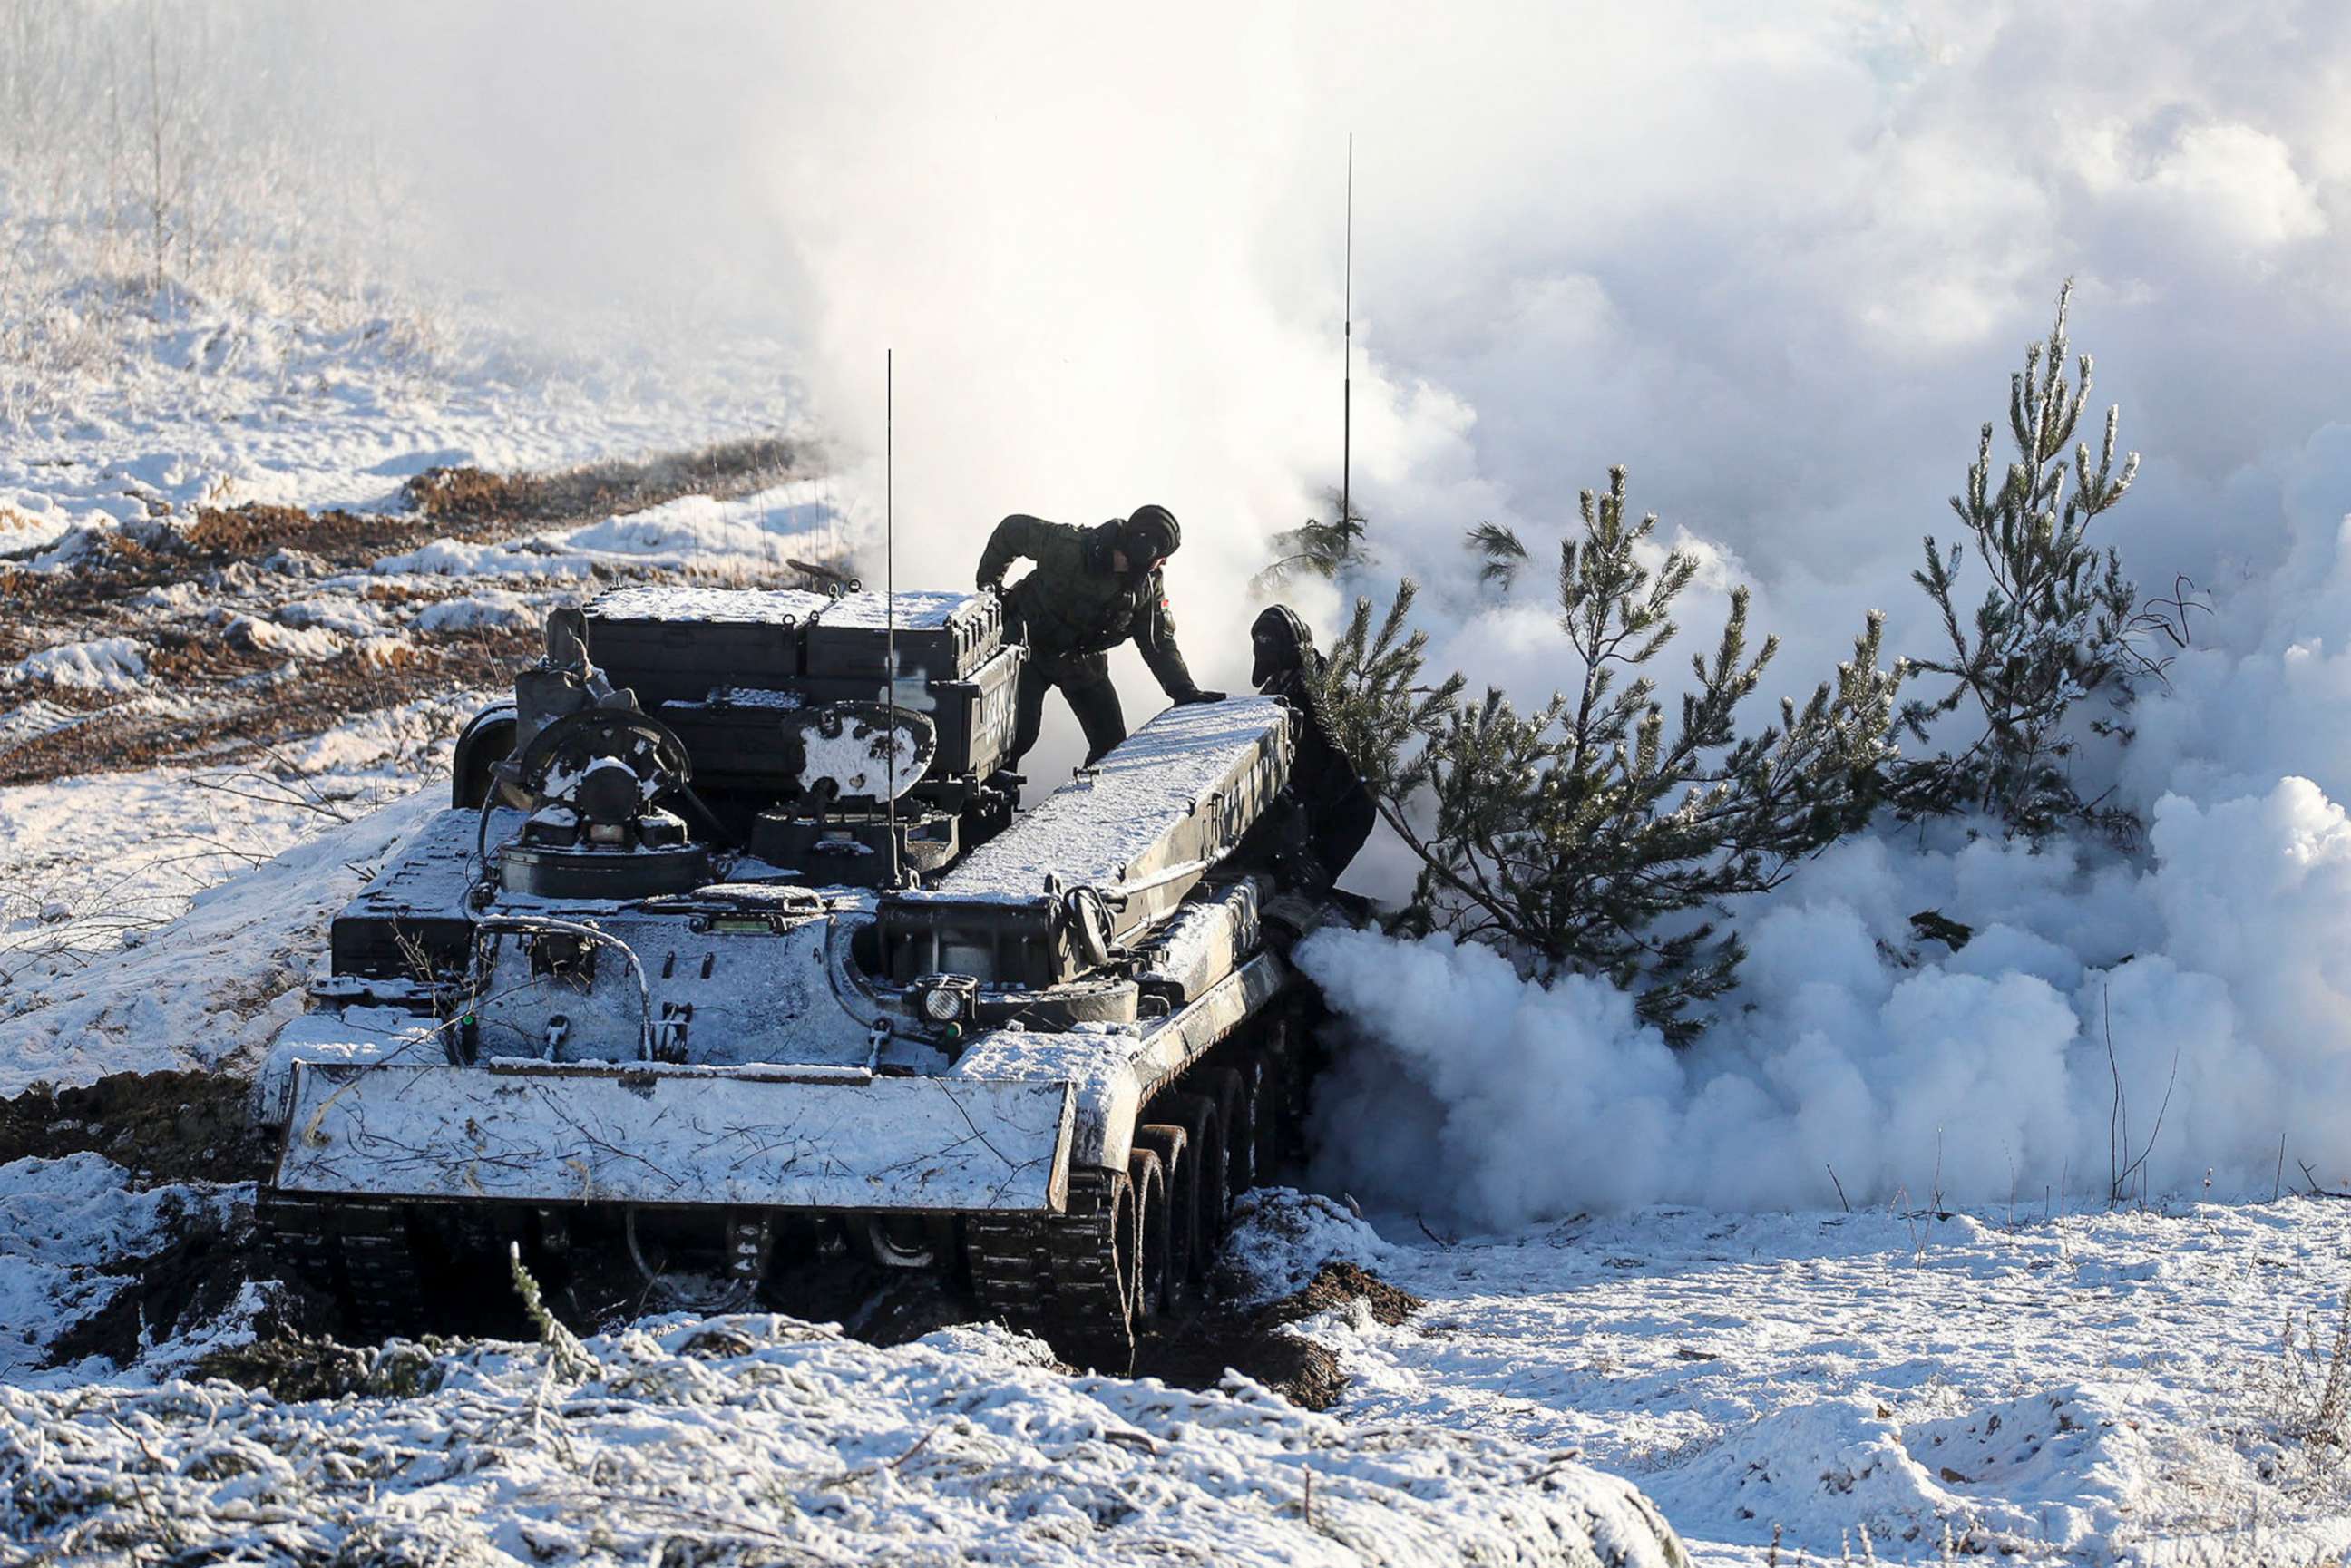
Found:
[295,1,2351,745]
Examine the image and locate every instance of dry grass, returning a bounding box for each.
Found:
[0,430,823,785]
[402,434,801,532]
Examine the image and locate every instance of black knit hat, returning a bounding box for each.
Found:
[1251,603,1314,687]
[1124,504,1181,560]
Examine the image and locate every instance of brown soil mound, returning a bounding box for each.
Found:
[1259,1261,1425,1329]
[1130,1261,1427,1410]
[0,1069,272,1184]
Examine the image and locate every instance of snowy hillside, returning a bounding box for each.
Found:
[13,5,2351,1563]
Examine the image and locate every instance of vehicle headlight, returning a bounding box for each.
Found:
[922,985,966,1022]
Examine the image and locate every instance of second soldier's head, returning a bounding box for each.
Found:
[1251,604,1314,687]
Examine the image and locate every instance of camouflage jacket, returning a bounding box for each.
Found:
[975,514,1201,696]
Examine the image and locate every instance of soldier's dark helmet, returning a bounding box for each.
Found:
[1251,603,1315,687]
[1122,504,1181,563]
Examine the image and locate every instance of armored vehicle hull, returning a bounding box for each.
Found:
[257,588,1351,1367]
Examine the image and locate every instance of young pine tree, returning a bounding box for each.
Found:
[1312,469,1904,1042]
[1901,282,2147,836]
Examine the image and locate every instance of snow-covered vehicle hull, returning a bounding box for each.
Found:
[257,588,1341,1367]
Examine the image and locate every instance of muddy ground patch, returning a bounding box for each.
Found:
[1130,1263,1428,1410]
[752,1253,1425,1409]
[42,1193,337,1371]
[0,1068,272,1183]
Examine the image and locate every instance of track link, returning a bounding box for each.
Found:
[969,1166,1136,1372]
[258,1188,427,1339]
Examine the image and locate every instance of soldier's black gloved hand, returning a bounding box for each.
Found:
[1177,688,1226,705]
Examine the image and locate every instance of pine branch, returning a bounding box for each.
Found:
[1465,521,1528,590]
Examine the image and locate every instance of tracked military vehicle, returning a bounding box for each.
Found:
[255,584,1348,1367]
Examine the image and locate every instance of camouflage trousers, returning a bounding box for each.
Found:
[1010,659,1127,769]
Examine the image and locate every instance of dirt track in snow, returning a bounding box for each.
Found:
[0,435,812,784]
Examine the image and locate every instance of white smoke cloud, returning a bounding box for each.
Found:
[1304,771,2351,1223]
[34,2,2351,1216]
[272,3,2351,763]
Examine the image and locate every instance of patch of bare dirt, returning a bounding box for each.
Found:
[182,502,444,568]
[1129,1261,1428,1410]
[1133,1309,1350,1409]
[0,1069,272,1183]
[0,623,537,784]
[403,434,800,532]
[0,433,825,785]
[42,1194,312,1370]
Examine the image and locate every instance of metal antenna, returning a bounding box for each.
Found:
[1341,132,1352,541]
[884,349,901,887]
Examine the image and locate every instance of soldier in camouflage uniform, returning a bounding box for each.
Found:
[976,503,1224,769]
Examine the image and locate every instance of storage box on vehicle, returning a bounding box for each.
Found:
[582,586,830,706]
[802,590,1003,682]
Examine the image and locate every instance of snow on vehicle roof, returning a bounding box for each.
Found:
[810,589,987,631]
[932,698,1289,901]
[585,585,833,624]
[585,585,989,630]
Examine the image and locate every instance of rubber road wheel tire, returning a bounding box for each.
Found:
[1127,1148,1168,1323]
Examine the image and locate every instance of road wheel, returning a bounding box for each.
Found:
[1136,1124,1192,1310]
[1156,1091,1225,1291]
[1208,1066,1251,1197]
[1127,1148,1168,1324]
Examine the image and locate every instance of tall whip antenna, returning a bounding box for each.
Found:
[884,348,901,887]
[1341,132,1352,541]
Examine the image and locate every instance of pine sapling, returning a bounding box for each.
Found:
[1903,281,2147,836]
[1317,468,1903,1041]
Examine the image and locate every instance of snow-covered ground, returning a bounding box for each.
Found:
[0,708,452,988]
[0,1264,1680,1566]
[1247,1193,2351,1566]
[8,1129,2345,1563]
[5,73,2340,1559]
[5,774,2346,1563]
[0,784,442,1095]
